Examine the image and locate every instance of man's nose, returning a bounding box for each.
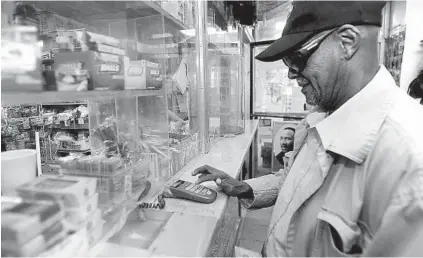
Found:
[288,68,299,80]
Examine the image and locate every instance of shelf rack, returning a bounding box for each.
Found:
[2,89,165,106]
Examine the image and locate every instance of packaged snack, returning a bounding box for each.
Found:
[124,59,163,90]
[16,175,97,208]
[53,51,126,91]
[1,200,63,244]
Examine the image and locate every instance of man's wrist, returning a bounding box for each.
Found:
[238,182,254,199]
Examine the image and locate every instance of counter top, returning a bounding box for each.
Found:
[95,120,259,257]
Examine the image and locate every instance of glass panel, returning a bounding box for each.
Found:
[253,45,306,115]
[206,3,244,139]
[254,1,292,42]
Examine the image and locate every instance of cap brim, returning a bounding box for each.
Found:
[255,31,314,62]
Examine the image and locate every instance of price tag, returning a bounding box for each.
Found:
[78,118,84,125]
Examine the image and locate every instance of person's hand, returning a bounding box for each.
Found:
[192,165,253,198]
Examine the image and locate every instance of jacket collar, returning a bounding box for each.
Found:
[310,66,397,164]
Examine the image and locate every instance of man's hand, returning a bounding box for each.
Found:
[192,165,253,198]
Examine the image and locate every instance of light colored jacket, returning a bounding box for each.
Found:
[242,66,423,256]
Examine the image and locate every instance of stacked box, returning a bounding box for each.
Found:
[1,200,66,257]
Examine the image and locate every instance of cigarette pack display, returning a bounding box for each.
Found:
[53,51,126,91]
[1,26,43,92]
[16,175,97,208]
[1,200,63,244]
[124,60,163,90]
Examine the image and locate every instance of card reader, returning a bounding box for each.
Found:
[167,180,217,204]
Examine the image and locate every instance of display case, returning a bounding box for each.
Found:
[206,5,246,138]
[1,1,249,256]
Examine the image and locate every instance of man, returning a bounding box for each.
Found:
[275,127,295,168]
[407,70,423,105]
[193,1,423,256]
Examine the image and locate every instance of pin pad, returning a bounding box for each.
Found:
[169,180,217,204]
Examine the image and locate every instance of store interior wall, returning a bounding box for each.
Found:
[400,0,423,90]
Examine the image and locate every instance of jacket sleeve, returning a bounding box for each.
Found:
[239,117,310,210]
[362,165,423,256]
[239,169,287,209]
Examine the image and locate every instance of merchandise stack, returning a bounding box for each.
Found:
[43,29,127,91]
[1,105,43,151]
[1,199,65,256]
[1,174,104,256]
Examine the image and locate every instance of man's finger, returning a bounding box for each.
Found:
[196,174,218,184]
[192,165,211,176]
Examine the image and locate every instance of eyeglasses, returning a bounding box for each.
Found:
[282,28,337,73]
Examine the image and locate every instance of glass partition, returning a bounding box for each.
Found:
[206,8,245,139]
[252,44,306,116]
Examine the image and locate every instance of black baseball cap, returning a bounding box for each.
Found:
[256,1,387,62]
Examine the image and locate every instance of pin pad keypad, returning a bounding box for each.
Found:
[169,180,217,204]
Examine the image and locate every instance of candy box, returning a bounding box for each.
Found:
[53,51,126,91]
[16,175,97,209]
[124,59,162,90]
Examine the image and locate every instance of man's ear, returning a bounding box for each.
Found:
[336,24,361,60]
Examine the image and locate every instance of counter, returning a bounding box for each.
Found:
[94,120,259,257]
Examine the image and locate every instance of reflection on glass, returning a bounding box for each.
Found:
[253,46,306,114]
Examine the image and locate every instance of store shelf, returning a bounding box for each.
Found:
[141,1,190,30]
[42,102,87,106]
[57,149,90,153]
[1,89,164,106]
[28,1,189,30]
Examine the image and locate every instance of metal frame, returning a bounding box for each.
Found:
[195,0,210,154]
[249,40,275,120]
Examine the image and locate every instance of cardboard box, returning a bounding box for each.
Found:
[53,51,126,91]
[124,60,163,90]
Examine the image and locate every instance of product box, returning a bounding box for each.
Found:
[1,220,66,257]
[1,200,63,244]
[1,26,43,92]
[125,59,163,90]
[53,51,126,91]
[16,175,97,208]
